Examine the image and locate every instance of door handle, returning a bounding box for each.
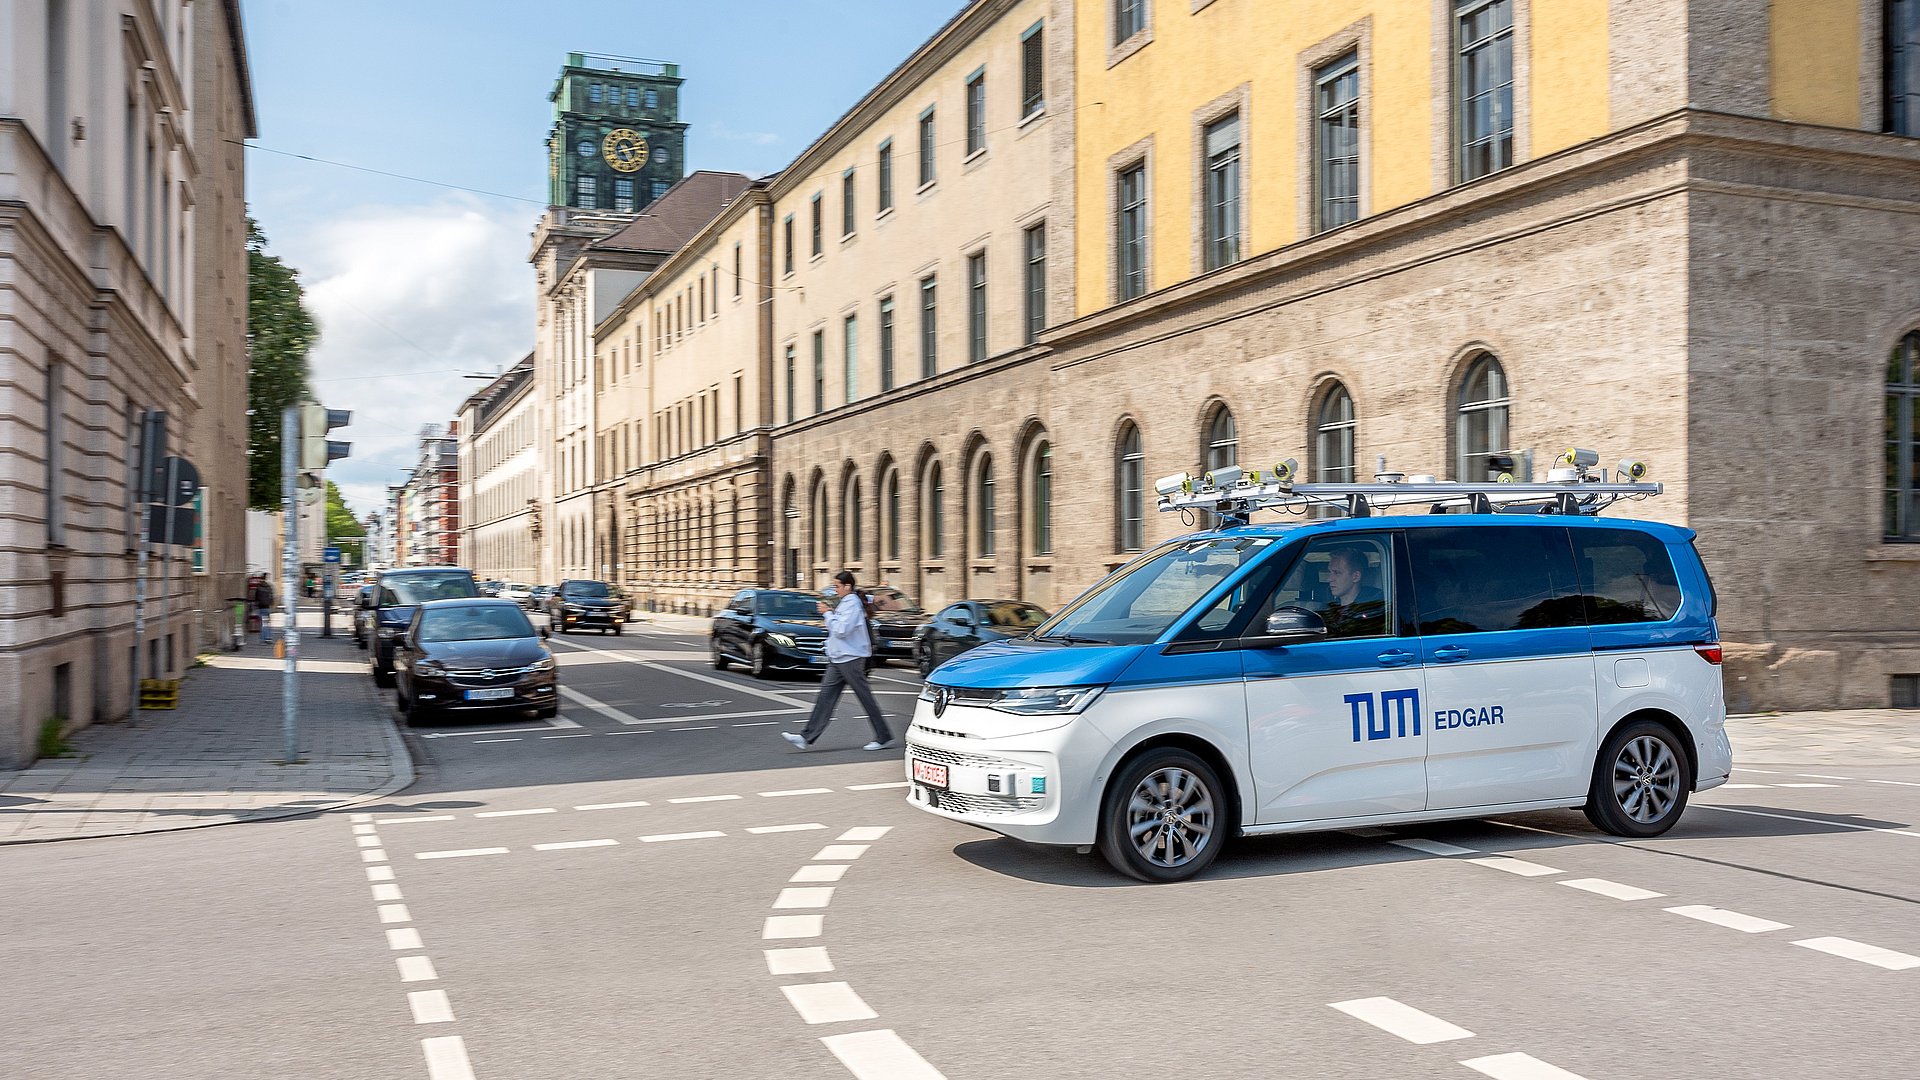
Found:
[1432,645,1471,663]
[1376,649,1415,667]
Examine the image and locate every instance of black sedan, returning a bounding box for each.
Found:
[914,599,1051,675]
[351,584,376,648]
[392,599,558,725]
[710,589,832,678]
[546,579,626,634]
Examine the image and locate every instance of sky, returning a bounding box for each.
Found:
[241,0,966,516]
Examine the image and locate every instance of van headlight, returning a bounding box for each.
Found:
[918,684,1102,715]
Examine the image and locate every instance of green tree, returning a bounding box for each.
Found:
[247,217,318,508]
[325,480,367,566]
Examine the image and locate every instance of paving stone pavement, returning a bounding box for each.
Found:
[0,606,412,844]
[1727,709,1920,767]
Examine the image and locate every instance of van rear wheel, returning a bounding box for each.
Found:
[1585,720,1691,838]
[1097,749,1227,883]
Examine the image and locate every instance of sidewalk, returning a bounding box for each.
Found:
[1727,709,1920,768]
[0,606,412,845]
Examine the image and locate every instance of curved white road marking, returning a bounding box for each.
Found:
[764,915,825,939]
[1557,878,1663,901]
[820,1030,946,1080]
[766,947,834,975]
[1390,838,1476,856]
[1461,1051,1591,1079]
[1465,856,1562,877]
[1791,936,1920,970]
[774,887,835,909]
[1329,997,1475,1044]
[1664,905,1790,933]
[780,982,878,1024]
[421,1035,476,1080]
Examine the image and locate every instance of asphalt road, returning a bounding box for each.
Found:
[6,619,1919,1079]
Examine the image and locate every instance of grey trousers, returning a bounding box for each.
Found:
[801,658,892,745]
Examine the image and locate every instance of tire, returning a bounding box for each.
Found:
[400,687,430,727]
[711,639,729,671]
[751,641,772,680]
[536,704,559,719]
[1584,719,1692,838]
[613,624,623,637]
[916,645,933,677]
[373,664,395,689]
[1097,748,1229,883]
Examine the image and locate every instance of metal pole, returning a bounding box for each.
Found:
[159,457,178,678]
[129,413,150,727]
[281,406,301,764]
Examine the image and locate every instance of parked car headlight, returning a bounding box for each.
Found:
[766,633,796,648]
[530,656,556,672]
[561,603,584,614]
[413,660,447,676]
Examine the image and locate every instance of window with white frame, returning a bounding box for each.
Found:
[1116,163,1148,300]
[1205,406,1237,472]
[1315,383,1357,483]
[1455,0,1515,181]
[1117,422,1144,551]
[1455,354,1509,480]
[966,70,987,155]
[1202,113,1242,270]
[1315,51,1361,231]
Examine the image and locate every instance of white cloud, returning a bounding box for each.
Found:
[286,199,535,517]
[706,119,783,146]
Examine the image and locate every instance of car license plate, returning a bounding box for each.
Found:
[809,654,827,665]
[911,759,949,789]
[466,687,513,701]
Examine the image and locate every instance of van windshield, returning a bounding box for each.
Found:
[1033,537,1276,645]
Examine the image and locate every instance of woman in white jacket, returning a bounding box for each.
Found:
[783,571,896,751]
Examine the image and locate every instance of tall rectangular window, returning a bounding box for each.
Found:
[966,71,987,155]
[644,88,658,109]
[1315,53,1361,231]
[1455,0,1514,181]
[967,252,988,363]
[810,193,823,256]
[1021,23,1046,117]
[1023,222,1047,343]
[45,357,63,545]
[843,315,859,403]
[919,275,938,379]
[733,242,743,296]
[919,107,937,186]
[785,344,796,424]
[1114,0,1145,44]
[879,296,896,391]
[614,178,635,213]
[812,331,825,414]
[842,170,856,236]
[783,215,795,275]
[1893,0,1920,135]
[1116,163,1148,300]
[877,139,894,211]
[1202,112,1242,269]
[577,175,597,206]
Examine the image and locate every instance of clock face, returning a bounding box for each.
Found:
[602,128,650,173]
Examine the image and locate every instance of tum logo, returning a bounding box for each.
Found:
[1346,688,1422,743]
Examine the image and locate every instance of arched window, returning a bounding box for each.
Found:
[810,481,829,567]
[1032,442,1053,555]
[975,455,996,557]
[1315,382,1357,482]
[846,477,863,561]
[1890,330,1920,539]
[1116,423,1144,552]
[884,470,901,562]
[925,462,945,558]
[1205,406,1237,473]
[1455,353,1509,480]
[780,479,799,587]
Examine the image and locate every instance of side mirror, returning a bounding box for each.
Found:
[952,612,975,627]
[1260,606,1328,644]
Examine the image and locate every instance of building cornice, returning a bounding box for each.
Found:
[593,185,771,338]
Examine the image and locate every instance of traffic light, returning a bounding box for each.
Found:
[300,403,352,474]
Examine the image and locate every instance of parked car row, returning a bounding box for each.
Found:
[354,566,560,728]
[709,585,1050,681]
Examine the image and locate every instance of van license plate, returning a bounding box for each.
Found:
[466,688,513,701]
[911,759,949,789]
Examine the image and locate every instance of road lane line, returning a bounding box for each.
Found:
[542,733,593,739]
[1329,997,1474,1044]
[416,848,511,860]
[774,887,835,909]
[1774,783,1837,789]
[371,884,404,902]
[791,864,849,882]
[748,823,829,834]
[353,823,377,835]
[640,831,726,842]
[837,826,893,841]
[1466,856,1562,877]
[760,788,834,798]
[408,989,455,1024]
[813,844,870,860]
[1865,779,1920,788]
[361,849,388,863]
[846,782,909,791]
[1798,774,1855,780]
[669,795,742,804]
[671,726,718,731]
[474,738,520,743]
[396,956,438,982]
[1791,937,1920,970]
[781,982,878,1024]
[1664,905,1791,933]
[763,915,825,939]
[1558,878,1664,901]
[475,807,557,818]
[550,637,813,706]
[354,835,382,848]
[377,903,412,924]
[386,928,424,950]
[1694,805,1920,838]
[421,1035,475,1080]
[1390,838,1477,857]
[375,816,457,825]
[765,947,834,975]
[350,813,371,823]
[533,839,619,850]
[575,800,650,811]
[366,866,396,882]
[735,721,779,727]
[1718,784,1770,789]
[820,1030,947,1080]
[1461,1052,1591,1079]
[558,685,643,724]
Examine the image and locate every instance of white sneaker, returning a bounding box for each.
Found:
[862,740,897,751]
[781,732,808,750]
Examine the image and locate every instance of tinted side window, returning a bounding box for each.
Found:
[1571,528,1681,624]
[1407,526,1582,634]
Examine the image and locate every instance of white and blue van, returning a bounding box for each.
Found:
[906,514,1729,882]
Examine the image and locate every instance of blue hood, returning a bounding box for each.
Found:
[929,638,1143,689]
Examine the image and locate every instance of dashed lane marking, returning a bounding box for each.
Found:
[575,800,650,811]
[820,1030,947,1080]
[1461,1052,1592,1080]
[408,988,455,1024]
[764,915,825,939]
[378,903,413,924]
[1466,856,1562,877]
[533,839,619,851]
[372,884,404,902]
[669,795,742,804]
[766,947,834,975]
[838,827,892,841]
[1695,804,1920,839]
[813,845,870,861]
[671,726,718,731]
[1329,997,1475,1044]
[474,807,556,818]
[1773,783,1838,788]
[421,1035,476,1080]
[557,685,643,724]
[1791,936,1920,971]
[366,866,396,882]
[1390,838,1477,857]
[640,831,726,842]
[781,982,879,1024]
[355,835,382,848]
[473,738,520,743]
[1719,784,1770,789]
[386,928,424,951]
[1798,774,1855,780]
[792,864,849,882]
[1664,905,1791,933]
[1557,878,1664,901]
[376,816,458,825]
[760,788,834,798]
[846,782,909,791]
[397,956,438,982]
[748,823,829,834]
[353,823,378,836]
[774,887,836,909]
[415,848,510,860]
[361,850,388,863]
[542,734,593,739]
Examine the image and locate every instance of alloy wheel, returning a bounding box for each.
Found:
[1612,734,1681,824]
[1124,766,1217,868]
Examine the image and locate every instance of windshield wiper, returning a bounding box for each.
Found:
[1048,633,1113,645]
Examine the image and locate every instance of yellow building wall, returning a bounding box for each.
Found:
[1531,0,1611,157]
[1771,0,1861,127]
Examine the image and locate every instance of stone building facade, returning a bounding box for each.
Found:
[0,0,255,767]
[458,358,541,583]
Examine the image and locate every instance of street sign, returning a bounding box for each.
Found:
[323,547,341,564]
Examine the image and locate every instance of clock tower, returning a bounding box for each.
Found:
[546,52,689,213]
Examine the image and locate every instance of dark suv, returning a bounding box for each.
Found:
[710,589,832,678]
[547,579,627,635]
[365,567,479,687]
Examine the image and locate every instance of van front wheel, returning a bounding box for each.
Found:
[1585,720,1691,838]
[1097,749,1227,883]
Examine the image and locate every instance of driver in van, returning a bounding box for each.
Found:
[1321,544,1386,638]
